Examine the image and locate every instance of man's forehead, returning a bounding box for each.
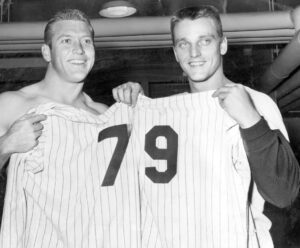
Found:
[176,17,216,28]
[51,20,92,36]
[174,18,219,37]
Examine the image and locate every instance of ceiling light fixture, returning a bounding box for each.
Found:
[99,0,137,18]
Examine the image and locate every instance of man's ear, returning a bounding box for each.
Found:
[173,46,179,62]
[41,44,51,62]
[220,36,228,55]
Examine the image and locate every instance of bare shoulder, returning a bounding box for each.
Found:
[0,90,27,112]
[0,90,29,131]
[0,82,45,129]
[19,82,41,95]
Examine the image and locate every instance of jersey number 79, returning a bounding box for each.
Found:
[98,124,178,186]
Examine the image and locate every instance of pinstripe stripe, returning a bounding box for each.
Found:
[95,124,105,247]
[85,116,98,247]
[65,119,76,245]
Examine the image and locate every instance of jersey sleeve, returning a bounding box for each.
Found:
[240,89,300,208]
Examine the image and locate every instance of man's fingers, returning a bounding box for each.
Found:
[123,87,133,105]
[131,89,140,106]
[28,114,47,124]
[118,87,126,104]
[113,83,134,105]
[18,112,36,121]
[112,87,120,102]
[212,83,237,98]
[212,88,229,98]
[33,123,44,132]
[216,92,228,101]
[34,130,43,139]
[130,83,144,106]
[113,82,143,106]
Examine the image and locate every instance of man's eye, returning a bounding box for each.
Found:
[178,42,188,48]
[200,38,211,46]
[62,38,71,44]
[83,38,92,44]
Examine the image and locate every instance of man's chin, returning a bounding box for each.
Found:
[188,76,207,83]
[70,70,90,78]
[184,71,207,82]
[68,75,88,83]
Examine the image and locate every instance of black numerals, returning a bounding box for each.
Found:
[145,126,178,183]
[100,124,178,186]
[99,124,129,187]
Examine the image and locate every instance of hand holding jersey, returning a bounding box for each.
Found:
[1,113,46,154]
[113,5,300,248]
[0,9,140,248]
[126,90,279,248]
[212,82,262,128]
[116,81,263,130]
[1,102,140,248]
[113,81,144,106]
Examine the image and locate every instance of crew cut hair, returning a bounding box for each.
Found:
[170,6,223,45]
[44,9,94,47]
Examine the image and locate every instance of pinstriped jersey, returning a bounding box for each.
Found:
[126,89,285,248]
[0,102,141,248]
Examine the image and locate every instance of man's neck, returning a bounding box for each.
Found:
[189,72,228,93]
[39,76,86,106]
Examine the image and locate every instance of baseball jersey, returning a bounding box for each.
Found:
[124,88,287,248]
[0,102,141,248]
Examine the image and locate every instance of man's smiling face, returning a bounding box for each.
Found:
[47,20,95,83]
[173,17,227,85]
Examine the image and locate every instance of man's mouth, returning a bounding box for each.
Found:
[69,59,86,65]
[189,61,205,67]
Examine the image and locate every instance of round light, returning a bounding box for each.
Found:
[99,1,137,18]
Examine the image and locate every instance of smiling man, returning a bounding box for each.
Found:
[113,6,300,248]
[0,9,141,248]
[0,9,107,171]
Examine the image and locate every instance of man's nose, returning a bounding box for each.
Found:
[190,44,201,57]
[73,41,84,54]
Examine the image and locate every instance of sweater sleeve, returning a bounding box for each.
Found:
[240,117,300,208]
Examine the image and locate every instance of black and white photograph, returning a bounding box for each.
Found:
[0,0,299,247]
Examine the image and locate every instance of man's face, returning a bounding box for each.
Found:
[46,20,95,83]
[173,18,227,84]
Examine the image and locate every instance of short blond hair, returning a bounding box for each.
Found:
[44,9,94,47]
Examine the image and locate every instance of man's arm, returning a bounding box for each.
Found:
[213,83,300,208]
[0,92,47,170]
[240,118,299,208]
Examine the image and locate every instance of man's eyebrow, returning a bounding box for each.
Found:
[175,34,217,44]
[174,38,187,44]
[198,34,216,39]
[55,34,72,40]
[56,34,92,40]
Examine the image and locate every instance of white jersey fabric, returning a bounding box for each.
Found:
[126,88,287,248]
[0,102,141,248]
